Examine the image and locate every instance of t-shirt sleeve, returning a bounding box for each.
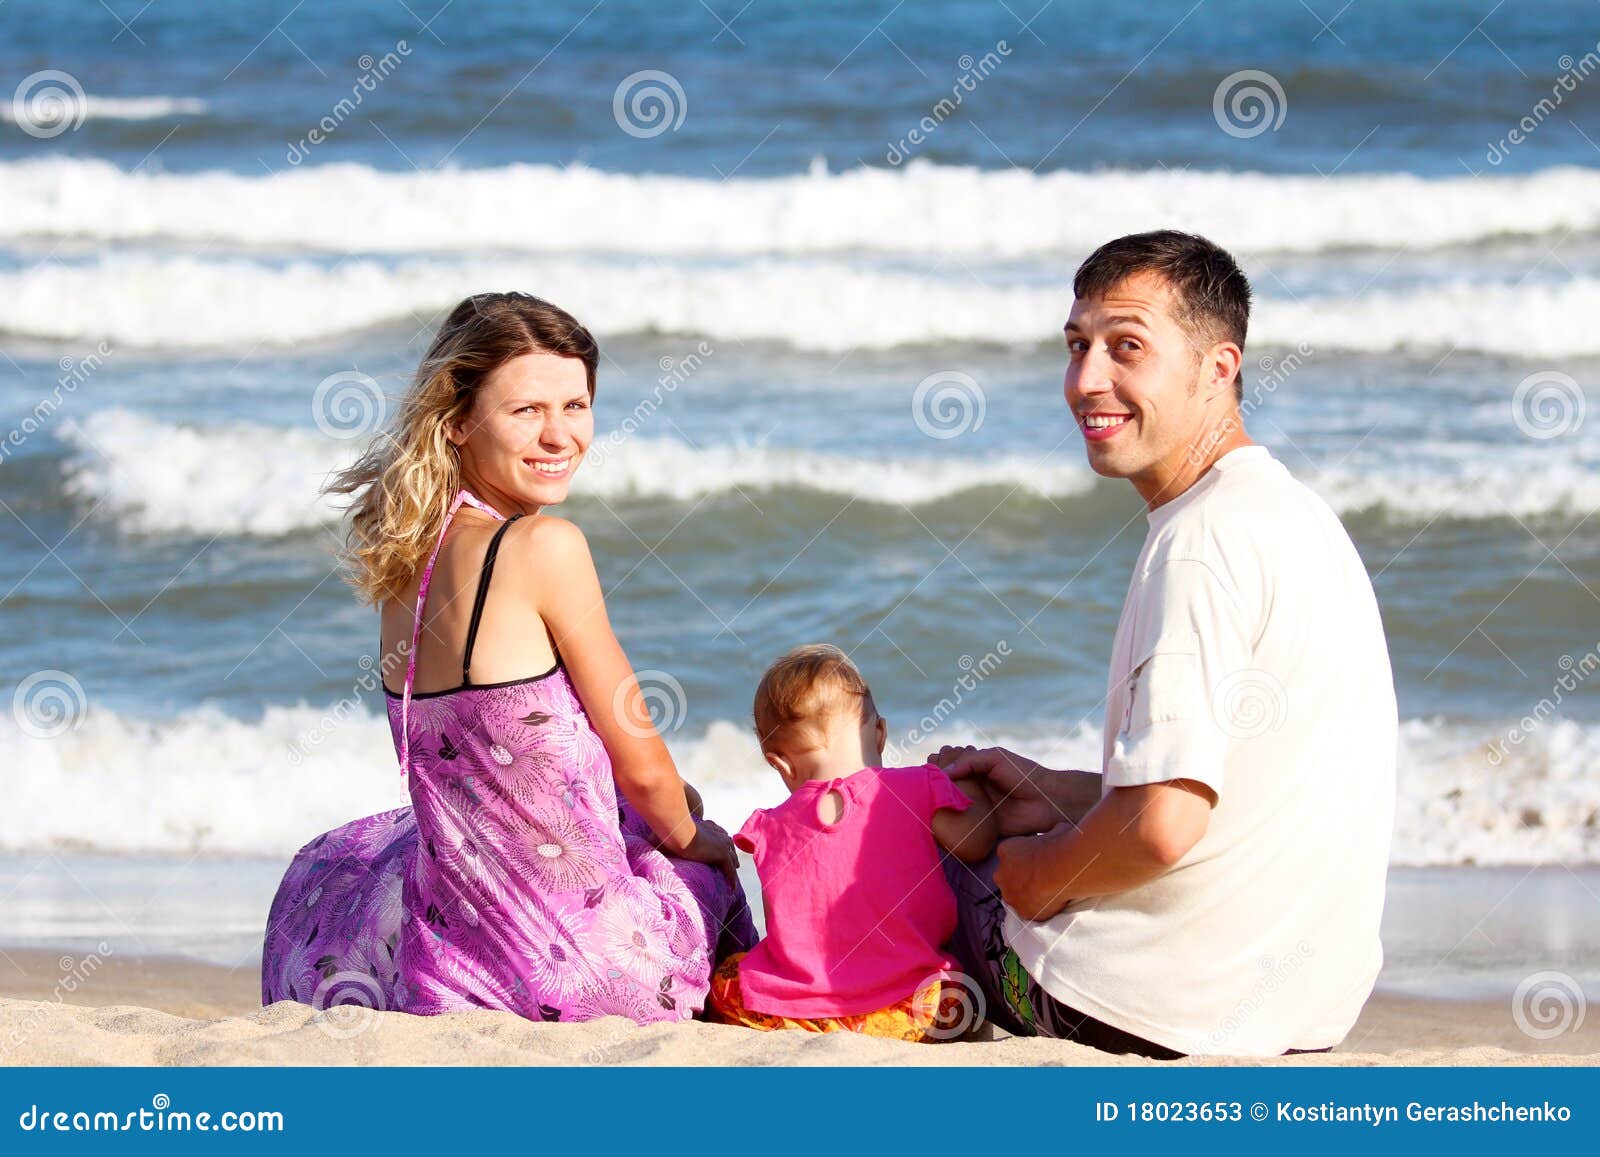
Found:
[1105,557,1257,795]
[734,811,763,855]
[923,764,973,817]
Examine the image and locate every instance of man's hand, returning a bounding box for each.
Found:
[929,745,1072,836]
[992,826,1074,921]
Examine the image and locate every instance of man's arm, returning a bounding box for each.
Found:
[996,779,1216,921]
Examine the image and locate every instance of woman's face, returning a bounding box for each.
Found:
[449,352,594,512]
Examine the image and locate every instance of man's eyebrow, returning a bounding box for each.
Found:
[1065,313,1152,333]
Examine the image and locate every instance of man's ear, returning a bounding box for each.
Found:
[1205,342,1243,404]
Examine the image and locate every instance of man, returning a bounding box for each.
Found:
[933,231,1396,1058]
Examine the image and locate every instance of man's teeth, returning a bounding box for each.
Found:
[1082,414,1129,429]
[532,459,570,475]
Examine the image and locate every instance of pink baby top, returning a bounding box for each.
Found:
[733,763,972,1018]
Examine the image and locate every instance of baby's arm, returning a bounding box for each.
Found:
[931,775,1001,862]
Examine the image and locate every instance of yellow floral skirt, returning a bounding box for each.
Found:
[706,952,963,1043]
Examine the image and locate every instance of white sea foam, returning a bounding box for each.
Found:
[7,249,1600,355]
[1,705,1593,865]
[56,411,1100,534]
[2,157,1597,255]
[58,410,355,536]
[0,95,207,126]
[57,410,1599,536]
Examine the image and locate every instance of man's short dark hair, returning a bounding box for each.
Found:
[1073,230,1251,401]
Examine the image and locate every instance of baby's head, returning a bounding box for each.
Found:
[753,644,888,789]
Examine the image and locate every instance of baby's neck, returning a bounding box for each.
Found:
[787,744,874,786]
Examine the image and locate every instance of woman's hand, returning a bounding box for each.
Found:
[673,818,739,885]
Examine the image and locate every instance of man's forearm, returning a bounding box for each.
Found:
[1004,806,1170,920]
[1000,782,1212,921]
[1035,766,1103,828]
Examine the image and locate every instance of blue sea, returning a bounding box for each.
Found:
[0,0,1596,995]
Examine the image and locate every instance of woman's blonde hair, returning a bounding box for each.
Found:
[327,292,599,604]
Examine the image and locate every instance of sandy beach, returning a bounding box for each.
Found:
[1,948,1594,1067]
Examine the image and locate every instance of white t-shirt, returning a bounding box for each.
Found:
[1005,445,1397,1056]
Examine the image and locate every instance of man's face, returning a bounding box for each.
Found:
[1063,270,1217,495]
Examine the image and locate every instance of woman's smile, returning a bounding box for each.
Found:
[526,455,574,479]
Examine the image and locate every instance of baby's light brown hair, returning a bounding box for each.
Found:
[753,644,877,754]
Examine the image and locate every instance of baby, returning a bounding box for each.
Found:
[708,644,998,1040]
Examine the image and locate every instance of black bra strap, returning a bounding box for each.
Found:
[462,514,522,685]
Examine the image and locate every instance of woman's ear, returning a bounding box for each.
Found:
[873,714,888,760]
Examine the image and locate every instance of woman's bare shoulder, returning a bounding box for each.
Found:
[504,512,590,560]
[496,513,594,598]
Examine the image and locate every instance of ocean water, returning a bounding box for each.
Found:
[1,0,1598,971]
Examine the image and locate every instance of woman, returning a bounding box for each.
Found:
[261,292,755,1023]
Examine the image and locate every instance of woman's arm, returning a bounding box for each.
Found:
[517,516,698,853]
